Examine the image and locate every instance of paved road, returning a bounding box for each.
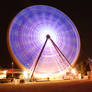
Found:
[0,80,92,92]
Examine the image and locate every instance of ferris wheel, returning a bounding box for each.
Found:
[8,5,80,79]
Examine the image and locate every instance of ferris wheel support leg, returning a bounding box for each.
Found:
[50,39,66,67]
[31,37,49,81]
[50,38,72,68]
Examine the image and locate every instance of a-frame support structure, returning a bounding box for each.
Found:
[31,34,72,81]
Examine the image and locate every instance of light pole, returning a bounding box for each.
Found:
[12,62,14,78]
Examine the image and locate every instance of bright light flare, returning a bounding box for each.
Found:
[71,68,77,74]
[34,71,66,80]
[38,25,57,47]
[0,75,6,79]
[3,70,7,74]
[23,71,29,79]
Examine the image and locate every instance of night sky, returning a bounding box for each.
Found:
[0,0,92,68]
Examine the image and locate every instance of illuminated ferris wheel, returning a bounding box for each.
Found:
[8,5,80,79]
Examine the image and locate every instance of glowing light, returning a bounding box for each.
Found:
[36,74,48,79]
[0,75,6,79]
[34,71,66,80]
[34,73,56,80]
[38,25,57,47]
[71,68,76,74]
[3,70,7,74]
[8,5,80,78]
[23,71,29,79]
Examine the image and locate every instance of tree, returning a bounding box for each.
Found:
[76,61,87,75]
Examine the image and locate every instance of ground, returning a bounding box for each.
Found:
[0,80,92,92]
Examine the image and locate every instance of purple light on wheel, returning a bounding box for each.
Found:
[8,5,80,75]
